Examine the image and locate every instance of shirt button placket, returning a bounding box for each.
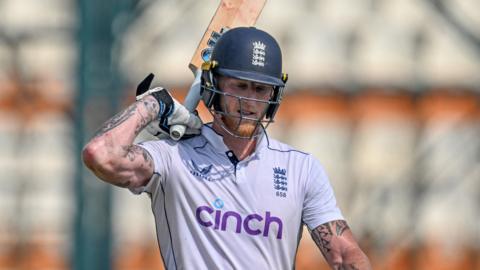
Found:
[225,151,239,181]
[236,164,246,184]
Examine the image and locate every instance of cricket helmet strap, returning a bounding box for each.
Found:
[200,27,288,121]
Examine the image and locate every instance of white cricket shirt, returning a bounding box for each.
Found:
[131,124,343,270]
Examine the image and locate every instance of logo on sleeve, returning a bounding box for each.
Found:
[273,167,287,198]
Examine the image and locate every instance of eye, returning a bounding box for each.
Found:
[255,86,268,93]
[236,82,248,90]
[255,85,273,97]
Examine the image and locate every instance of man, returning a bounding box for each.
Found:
[83,27,371,269]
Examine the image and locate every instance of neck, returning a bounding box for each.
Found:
[212,121,257,160]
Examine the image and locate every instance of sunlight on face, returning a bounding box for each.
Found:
[216,76,274,137]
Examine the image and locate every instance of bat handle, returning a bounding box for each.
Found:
[170,69,203,140]
[170,125,186,141]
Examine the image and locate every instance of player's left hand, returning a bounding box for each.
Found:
[136,73,203,140]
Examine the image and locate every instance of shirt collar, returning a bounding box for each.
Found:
[201,123,268,159]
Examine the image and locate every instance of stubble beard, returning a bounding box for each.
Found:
[222,115,258,137]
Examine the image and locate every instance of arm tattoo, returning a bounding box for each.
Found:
[135,98,159,134]
[122,145,154,171]
[335,220,349,236]
[112,145,153,188]
[93,98,159,139]
[143,98,159,118]
[311,220,350,257]
[312,221,369,270]
[311,221,334,256]
[93,103,137,138]
[121,145,152,167]
[135,109,148,135]
[90,98,157,188]
[122,145,142,162]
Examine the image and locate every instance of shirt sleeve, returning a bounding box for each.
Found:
[302,156,344,230]
[128,140,173,196]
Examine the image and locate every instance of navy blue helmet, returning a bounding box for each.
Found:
[210,27,286,87]
[200,27,288,138]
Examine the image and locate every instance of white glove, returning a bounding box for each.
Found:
[136,74,202,139]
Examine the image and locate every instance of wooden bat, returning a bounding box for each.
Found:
[169,0,267,140]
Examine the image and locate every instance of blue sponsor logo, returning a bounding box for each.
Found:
[213,198,224,209]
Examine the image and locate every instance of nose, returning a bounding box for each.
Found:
[246,88,258,99]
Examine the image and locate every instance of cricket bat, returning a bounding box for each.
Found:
[169,0,267,140]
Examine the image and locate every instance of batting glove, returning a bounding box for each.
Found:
[136,73,203,139]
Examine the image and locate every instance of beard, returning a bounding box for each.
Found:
[221,114,259,137]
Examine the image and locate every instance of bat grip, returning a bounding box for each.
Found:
[170,70,203,140]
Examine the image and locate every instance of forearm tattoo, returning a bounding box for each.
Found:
[93,97,159,139]
[93,103,137,138]
[313,221,334,255]
[85,98,158,188]
[335,220,349,236]
[142,98,159,119]
[311,220,351,260]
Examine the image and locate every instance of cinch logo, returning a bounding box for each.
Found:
[195,198,283,239]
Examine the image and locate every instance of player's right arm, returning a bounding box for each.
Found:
[82,95,160,188]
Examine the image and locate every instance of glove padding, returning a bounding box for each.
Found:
[136,73,202,139]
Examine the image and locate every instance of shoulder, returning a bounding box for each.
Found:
[264,136,326,173]
[264,136,310,157]
[137,138,175,150]
[138,134,206,148]
[138,135,210,159]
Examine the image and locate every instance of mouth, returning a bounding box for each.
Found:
[237,110,256,116]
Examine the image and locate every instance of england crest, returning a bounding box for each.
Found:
[252,41,266,67]
[273,167,287,198]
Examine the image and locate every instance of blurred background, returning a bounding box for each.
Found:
[0,0,479,269]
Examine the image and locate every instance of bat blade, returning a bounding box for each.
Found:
[170,0,267,140]
[188,0,267,73]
